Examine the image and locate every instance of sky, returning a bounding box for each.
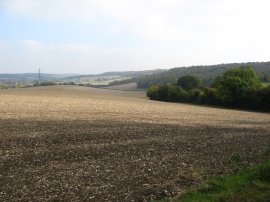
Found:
[0,0,270,74]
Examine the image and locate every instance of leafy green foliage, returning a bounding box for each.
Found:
[147,85,168,101]
[167,84,186,101]
[147,84,187,102]
[214,67,261,104]
[177,76,201,90]
[200,88,220,105]
[241,85,270,111]
[146,67,270,111]
[138,62,270,89]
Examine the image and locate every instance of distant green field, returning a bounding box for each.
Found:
[63,75,131,86]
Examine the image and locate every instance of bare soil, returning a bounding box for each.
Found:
[0,86,270,201]
[104,82,139,91]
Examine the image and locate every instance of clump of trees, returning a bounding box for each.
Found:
[138,62,270,88]
[33,81,57,86]
[177,75,201,90]
[147,66,270,111]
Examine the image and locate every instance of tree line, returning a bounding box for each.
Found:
[138,62,270,89]
[147,66,270,111]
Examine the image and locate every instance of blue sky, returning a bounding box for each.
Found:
[0,0,270,74]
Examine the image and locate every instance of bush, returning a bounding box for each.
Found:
[167,84,187,102]
[186,88,203,103]
[201,88,220,105]
[214,66,261,105]
[147,84,187,102]
[147,85,167,101]
[247,86,270,111]
[177,76,201,91]
[146,66,270,111]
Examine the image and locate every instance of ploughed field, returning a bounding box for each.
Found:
[0,86,270,201]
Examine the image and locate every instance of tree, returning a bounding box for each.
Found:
[146,84,168,100]
[167,84,187,101]
[214,66,261,104]
[187,88,203,103]
[177,76,201,90]
[201,88,220,105]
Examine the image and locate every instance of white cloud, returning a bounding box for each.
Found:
[2,0,270,43]
[0,2,216,32]
[20,40,46,51]
[1,0,270,73]
[19,40,102,53]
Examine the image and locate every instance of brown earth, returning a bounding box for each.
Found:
[104,82,139,91]
[0,85,270,201]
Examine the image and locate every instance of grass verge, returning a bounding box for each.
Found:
[177,159,270,202]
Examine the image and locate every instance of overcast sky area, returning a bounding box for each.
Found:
[0,0,270,74]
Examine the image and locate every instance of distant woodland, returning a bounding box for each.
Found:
[147,66,270,111]
[1,62,270,91]
[136,62,270,88]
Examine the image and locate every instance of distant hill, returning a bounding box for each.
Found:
[0,73,79,88]
[136,62,270,88]
[1,62,269,89]
[99,69,166,77]
[65,69,165,79]
[0,69,166,88]
[0,73,78,81]
[62,69,166,86]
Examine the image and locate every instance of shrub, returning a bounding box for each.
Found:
[177,76,201,91]
[147,67,270,111]
[147,84,168,101]
[167,84,187,102]
[214,66,261,105]
[247,86,270,110]
[201,88,220,105]
[186,88,203,103]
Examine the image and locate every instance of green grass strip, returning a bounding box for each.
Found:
[178,161,270,202]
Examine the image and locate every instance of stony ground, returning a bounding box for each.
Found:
[0,86,270,201]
